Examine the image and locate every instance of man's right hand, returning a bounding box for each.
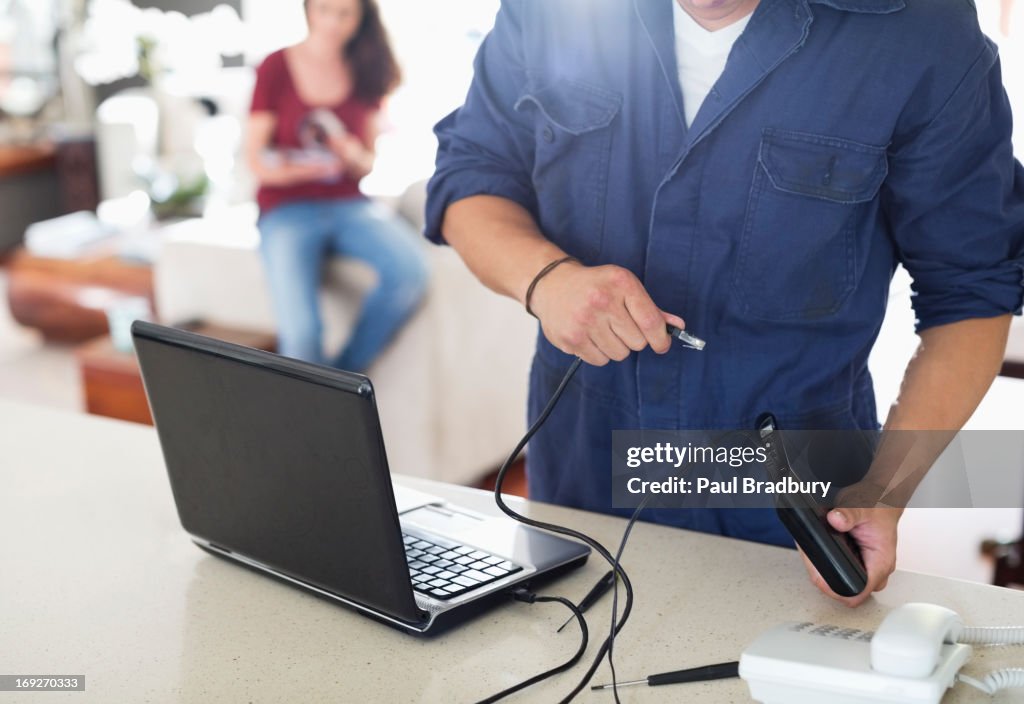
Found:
[529,261,685,366]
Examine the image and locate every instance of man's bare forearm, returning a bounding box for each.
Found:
[856,314,1012,506]
[886,314,1011,431]
[441,195,569,306]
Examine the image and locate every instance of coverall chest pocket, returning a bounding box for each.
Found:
[515,78,622,260]
[733,128,889,320]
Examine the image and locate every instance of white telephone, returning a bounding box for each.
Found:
[739,603,1024,704]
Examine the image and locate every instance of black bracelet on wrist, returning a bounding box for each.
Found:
[525,256,580,318]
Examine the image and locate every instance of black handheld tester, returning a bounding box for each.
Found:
[756,413,868,598]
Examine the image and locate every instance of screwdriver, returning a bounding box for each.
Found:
[591,661,740,690]
[556,570,616,633]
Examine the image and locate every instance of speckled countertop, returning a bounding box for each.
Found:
[2,399,1022,703]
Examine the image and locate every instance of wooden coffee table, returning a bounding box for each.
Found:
[6,245,155,343]
[76,322,277,425]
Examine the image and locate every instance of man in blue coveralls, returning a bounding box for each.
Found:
[425,0,1024,606]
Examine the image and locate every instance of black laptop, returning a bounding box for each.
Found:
[131,321,589,635]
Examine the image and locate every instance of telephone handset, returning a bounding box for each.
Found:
[740,603,974,704]
[871,603,963,678]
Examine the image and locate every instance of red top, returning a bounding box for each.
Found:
[250,49,379,214]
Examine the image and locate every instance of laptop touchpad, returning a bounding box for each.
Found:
[402,504,485,532]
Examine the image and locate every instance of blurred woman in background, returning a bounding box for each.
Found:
[246,0,427,372]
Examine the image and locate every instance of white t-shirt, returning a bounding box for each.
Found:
[672,2,753,127]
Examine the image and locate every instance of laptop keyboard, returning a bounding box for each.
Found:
[403,532,523,601]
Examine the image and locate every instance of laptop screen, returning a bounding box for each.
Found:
[132,323,424,624]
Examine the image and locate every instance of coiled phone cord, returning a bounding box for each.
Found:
[959,626,1024,646]
[958,669,1024,696]
[951,624,1024,696]
[956,625,1024,696]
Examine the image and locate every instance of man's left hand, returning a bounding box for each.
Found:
[796,506,902,607]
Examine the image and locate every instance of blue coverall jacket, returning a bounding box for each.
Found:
[425,0,1024,545]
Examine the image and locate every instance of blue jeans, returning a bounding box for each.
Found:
[257,198,428,372]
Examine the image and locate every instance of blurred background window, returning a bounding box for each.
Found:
[0,0,59,124]
[978,0,1023,156]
